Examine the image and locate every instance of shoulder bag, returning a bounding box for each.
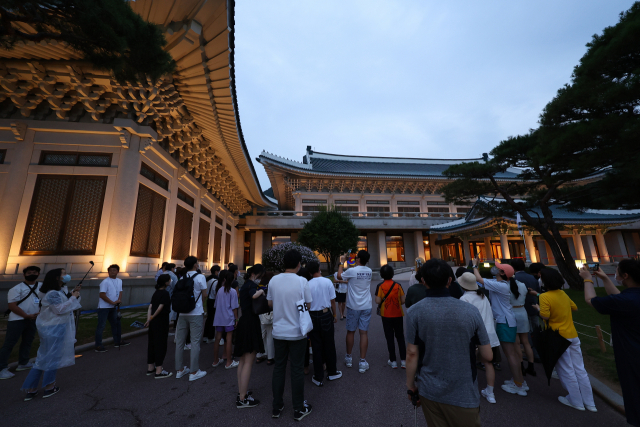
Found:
[376,281,397,316]
[297,279,313,336]
[252,288,271,315]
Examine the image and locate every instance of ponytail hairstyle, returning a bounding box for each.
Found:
[223,270,233,293]
[475,288,485,298]
[244,264,265,281]
[215,269,228,294]
[507,276,520,299]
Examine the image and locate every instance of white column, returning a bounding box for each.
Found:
[190,192,202,257]
[524,233,538,263]
[430,236,442,259]
[583,235,599,263]
[544,241,556,265]
[235,228,245,268]
[254,230,264,265]
[483,237,493,261]
[207,202,216,264]
[414,231,424,261]
[499,234,511,259]
[0,128,35,274]
[103,135,143,272]
[608,231,629,259]
[462,237,471,264]
[221,216,228,265]
[595,230,610,263]
[377,230,387,267]
[572,230,586,261]
[162,169,179,263]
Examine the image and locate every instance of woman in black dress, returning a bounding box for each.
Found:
[145,274,172,379]
[234,264,266,409]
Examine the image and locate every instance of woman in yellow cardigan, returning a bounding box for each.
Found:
[532,268,596,412]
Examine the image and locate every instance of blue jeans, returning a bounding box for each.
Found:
[22,368,56,391]
[95,308,120,347]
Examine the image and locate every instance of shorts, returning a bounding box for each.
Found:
[495,323,517,343]
[335,292,346,303]
[346,308,371,332]
[216,325,234,333]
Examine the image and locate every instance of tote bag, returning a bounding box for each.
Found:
[296,278,313,336]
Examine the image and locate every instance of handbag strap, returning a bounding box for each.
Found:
[378,282,397,309]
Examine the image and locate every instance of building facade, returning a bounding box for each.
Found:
[239,147,640,270]
[0,1,274,280]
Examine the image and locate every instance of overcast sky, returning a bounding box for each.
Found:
[234,0,635,192]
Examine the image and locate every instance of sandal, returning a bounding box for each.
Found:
[266,359,275,366]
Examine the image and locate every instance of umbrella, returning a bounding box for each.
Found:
[532,322,571,385]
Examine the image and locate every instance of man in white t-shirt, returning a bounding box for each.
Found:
[267,249,313,421]
[175,256,208,382]
[0,266,42,379]
[307,261,342,387]
[337,250,373,373]
[95,264,129,352]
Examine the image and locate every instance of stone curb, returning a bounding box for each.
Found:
[588,373,626,417]
[7,329,148,369]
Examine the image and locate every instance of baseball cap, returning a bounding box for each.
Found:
[494,261,515,279]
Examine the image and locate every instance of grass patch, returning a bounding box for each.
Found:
[0,308,149,366]
[564,287,620,391]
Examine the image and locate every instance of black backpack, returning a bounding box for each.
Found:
[171,273,201,314]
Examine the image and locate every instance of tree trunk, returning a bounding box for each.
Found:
[326,253,336,275]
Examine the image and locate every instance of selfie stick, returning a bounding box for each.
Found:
[74,261,94,338]
[78,261,95,287]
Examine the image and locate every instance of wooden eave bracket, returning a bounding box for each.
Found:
[10,121,27,141]
[113,118,157,149]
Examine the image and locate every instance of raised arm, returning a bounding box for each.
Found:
[471,256,484,285]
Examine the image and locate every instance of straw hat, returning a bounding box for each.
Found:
[458,272,479,291]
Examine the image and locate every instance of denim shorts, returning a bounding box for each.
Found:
[346,308,372,332]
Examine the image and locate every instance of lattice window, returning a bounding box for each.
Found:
[215,216,223,225]
[177,189,194,207]
[213,227,222,263]
[140,162,169,190]
[40,152,112,167]
[224,233,231,264]
[200,206,211,218]
[130,184,166,258]
[21,175,107,255]
[172,205,193,260]
[226,223,232,231]
[197,218,210,262]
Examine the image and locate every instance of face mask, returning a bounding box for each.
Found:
[25,274,38,282]
[61,274,71,283]
[255,279,261,284]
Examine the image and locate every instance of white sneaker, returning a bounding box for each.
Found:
[176,367,191,379]
[16,362,33,371]
[345,355,353,368]
[225,360,239,369]
[387,360,398,369]
[558,396,585,411]
[585,405,597,413]
[501,383,527,396]
[358,360,369,374]
[481,388,496,404]
[212,359,225,368]
[0,368,15,380]
[504,379,529,391]
[400,360,406,369]
[219,338,225,345]
[189,370,207,382]
[328,371,343,381]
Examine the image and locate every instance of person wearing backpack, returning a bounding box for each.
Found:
[0,266,42,380]
[172,256,208,382]
[375,265,406,369]
[203,265,221,344]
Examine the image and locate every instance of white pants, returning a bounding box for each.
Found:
[555,337,595,408]
[261,322,275,360]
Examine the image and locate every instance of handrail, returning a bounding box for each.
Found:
[246,211,466,219]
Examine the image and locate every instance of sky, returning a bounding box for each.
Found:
[234,0,636,192]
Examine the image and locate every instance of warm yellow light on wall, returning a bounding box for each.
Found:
[483,263,490,268]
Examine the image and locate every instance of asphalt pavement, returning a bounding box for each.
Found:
[0,278,628,427]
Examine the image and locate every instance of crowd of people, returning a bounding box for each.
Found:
[1,250,639,426]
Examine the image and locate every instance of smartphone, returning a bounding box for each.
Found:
[587,262,599,272]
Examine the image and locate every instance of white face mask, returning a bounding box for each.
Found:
[254,279,261,284]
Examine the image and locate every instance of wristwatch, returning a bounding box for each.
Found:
[472,265,479,269]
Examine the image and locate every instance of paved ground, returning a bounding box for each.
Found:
[0,279,628,427]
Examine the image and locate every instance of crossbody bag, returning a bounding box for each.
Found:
[376,281,397,316]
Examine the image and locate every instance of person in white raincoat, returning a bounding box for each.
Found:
[22,268,81,401]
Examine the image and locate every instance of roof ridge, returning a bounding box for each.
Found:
[259,151,312,169]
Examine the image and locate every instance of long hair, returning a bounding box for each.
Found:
[501,274,520,299]
[215,269,228,294]
[40,268,63,293]
[218,271,233,294]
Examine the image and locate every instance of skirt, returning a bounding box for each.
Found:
[233,313,265,357]
[335,292,346,303]
[513,306,530,334]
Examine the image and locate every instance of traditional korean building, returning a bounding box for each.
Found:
[0,0,274,280]
[241,147,640,269]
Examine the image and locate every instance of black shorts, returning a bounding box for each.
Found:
[335,292,346,303]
